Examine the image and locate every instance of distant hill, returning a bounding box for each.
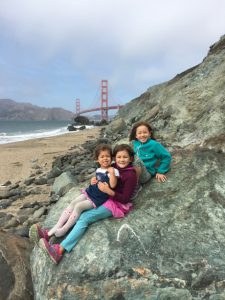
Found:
[0,99,74,121]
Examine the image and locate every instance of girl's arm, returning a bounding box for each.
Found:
[97,182,115,197]
[90,177,98,185]
[107,167,117,188]
[155,142,172,174]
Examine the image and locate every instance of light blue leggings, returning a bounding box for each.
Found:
[60,205,112,252]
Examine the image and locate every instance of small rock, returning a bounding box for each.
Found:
[0,199,13,209]
[34,177,47,185]
[47,166,63,179]
[32,207,47,219]
[2,180,11,186]
[4,217,19,229]
[12,226,30,238]
[31,164,41,170]
[0,189,11,199]
[24,178,35,186]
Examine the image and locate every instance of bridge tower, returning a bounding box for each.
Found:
[76,98,80,116]
[101,80,108,121]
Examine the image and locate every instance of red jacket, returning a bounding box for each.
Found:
[111,163,137,204]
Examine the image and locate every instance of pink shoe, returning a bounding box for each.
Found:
[39,238,62,264]
[29,224,49,244]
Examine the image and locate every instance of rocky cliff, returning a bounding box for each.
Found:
[117,35,225,151]
[0,99,74,120]
[30,35,225,299]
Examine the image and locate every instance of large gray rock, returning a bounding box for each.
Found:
[30,35,225,299]
[0,231,33,300]
[30,147,225,299]
[105,117,127,135]
[53,171,77,196]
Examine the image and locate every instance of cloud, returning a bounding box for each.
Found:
[0,0,225,110]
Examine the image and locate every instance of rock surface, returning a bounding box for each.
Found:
[30,35,225,299]
[30,147,225,300]
[0,231,33,300]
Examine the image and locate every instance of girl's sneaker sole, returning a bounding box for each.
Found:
[29,224,40,244]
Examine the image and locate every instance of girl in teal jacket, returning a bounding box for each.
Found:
[129,121,171,183]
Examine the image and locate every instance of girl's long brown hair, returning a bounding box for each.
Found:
[129,121,155,141]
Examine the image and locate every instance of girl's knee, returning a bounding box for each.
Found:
[134,166,142,178]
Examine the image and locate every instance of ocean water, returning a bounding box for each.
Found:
[0,120,92,144]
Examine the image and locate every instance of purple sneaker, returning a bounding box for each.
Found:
[39,238,62,264]
[29,224,49,244]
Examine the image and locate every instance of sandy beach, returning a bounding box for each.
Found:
[0,127,101,185]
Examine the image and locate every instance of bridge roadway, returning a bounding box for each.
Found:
[78,105,124,115]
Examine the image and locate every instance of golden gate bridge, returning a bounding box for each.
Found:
[75,80,124,121]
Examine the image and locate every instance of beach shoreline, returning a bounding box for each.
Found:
[0,127,101,185]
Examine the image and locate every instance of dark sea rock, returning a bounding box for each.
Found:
[67,124,86,131]
[67,124,78,131]
[74,115,90,125]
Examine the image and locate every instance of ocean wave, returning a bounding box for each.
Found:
[0,125,94,145]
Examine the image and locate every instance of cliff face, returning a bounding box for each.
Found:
[0,99,74,120]
[117,35,225,151]
[30,35,225,299]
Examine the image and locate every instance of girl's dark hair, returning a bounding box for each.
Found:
[129,121,155,141]
[94,144,113,160]
[113,144,135,159]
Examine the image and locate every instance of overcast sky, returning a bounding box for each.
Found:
[0,0,225,113]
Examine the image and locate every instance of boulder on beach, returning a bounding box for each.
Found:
[0,230,33,300]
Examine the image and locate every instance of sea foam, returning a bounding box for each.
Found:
[0,125,93,145]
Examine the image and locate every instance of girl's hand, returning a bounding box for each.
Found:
[107,167,114,175]
[98,182,115,196]
[156,173,167,183]
[98,181,110,193]
[91,177,98,185]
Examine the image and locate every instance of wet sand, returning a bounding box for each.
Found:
[0,127,100,185]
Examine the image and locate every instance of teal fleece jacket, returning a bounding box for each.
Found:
[132,139,172,176]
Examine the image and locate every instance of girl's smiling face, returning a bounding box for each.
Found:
[136,125,151,143]
[115,150,132,168]
[97,150,112,169]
